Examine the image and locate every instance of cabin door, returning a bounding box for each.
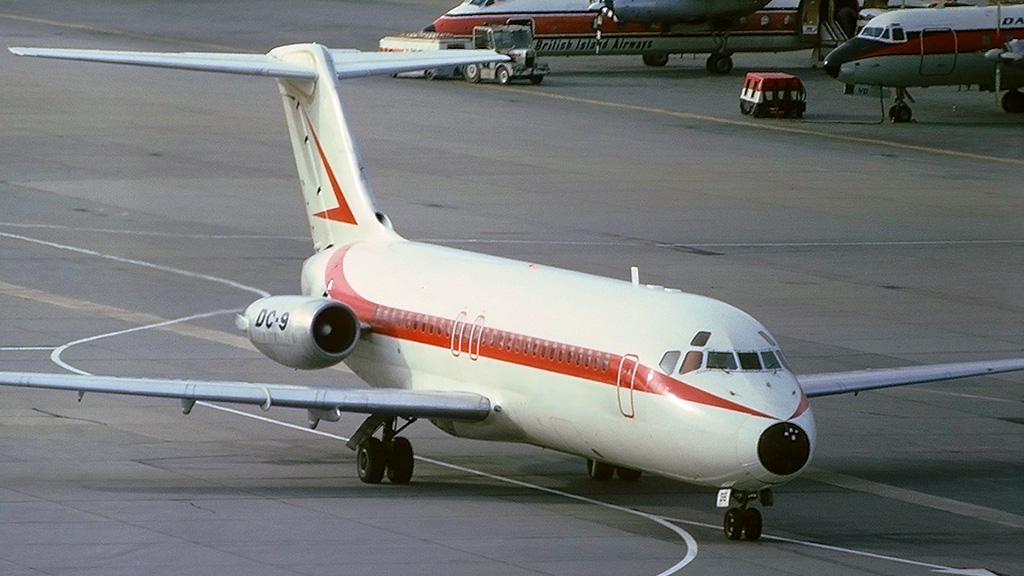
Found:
[616,354,639,418]
[920,29,957,76]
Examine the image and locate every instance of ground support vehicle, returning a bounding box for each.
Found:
[463,25,548,84]
[739,72,806,118]
[379,25,549,84]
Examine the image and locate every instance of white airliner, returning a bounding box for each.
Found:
[4,43,1024,541]
[823,4,1024,122]
[428,0,860,73]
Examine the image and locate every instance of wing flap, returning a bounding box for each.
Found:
[798,358,1024,398]
[0,371,491,421]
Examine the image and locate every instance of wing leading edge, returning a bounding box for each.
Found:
[798,358,1024,398]
[0,371,491,422]
[7,46,508,80]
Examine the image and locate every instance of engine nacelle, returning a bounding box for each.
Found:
[238,296,361,370]
[601,0,767,23]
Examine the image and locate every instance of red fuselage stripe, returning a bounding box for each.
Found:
[848,28,1022,60]
[325,247,777,419]
[432,8,800,37]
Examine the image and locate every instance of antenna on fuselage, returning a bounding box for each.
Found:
[630,266,640,287]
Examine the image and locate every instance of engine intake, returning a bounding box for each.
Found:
[239,296,361,369]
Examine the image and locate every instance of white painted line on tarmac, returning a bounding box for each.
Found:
[503,86,1024,167]
[0,221,307,241]
[804,468,1024,529]
[0,231,270,298]
[0,11,240,51]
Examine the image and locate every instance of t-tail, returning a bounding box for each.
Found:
[270,44,393,250]
[8,43,508,251]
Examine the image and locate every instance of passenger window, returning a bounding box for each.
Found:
[659,350,681,374]
[680,351,703,374]
[707,351,737,370]
[690,331,711,347]
[738,352,761,370]
[761,351,782,370]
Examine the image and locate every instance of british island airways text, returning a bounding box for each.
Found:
[534,37,655,52]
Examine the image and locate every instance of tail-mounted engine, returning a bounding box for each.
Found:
[237,296,361,369]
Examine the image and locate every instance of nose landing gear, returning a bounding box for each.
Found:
[888,87,915,123]
[717,487,772,541]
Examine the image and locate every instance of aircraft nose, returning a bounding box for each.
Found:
[757,421,810,476]
[822,57,841,79]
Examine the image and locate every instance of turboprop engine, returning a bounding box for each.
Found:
[589,0,768,23]
[236,296,361,369]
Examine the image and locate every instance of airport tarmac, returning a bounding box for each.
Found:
[1,1,1022,575]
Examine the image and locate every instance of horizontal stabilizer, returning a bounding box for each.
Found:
[0,371,491,421]
[8,46,508,80]
[798,358,1024,397]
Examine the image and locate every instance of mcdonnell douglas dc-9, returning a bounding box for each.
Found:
[4,43,1024,541]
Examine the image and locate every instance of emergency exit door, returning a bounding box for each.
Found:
[617,354,639,418]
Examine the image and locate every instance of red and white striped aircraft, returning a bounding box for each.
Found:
[823,4,1024,121]
[4,43,1024,540]
[429,0,859,73]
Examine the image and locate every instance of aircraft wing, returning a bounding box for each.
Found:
[7,46,507,80]
[798,358,1024,398]
[0,371,491,421]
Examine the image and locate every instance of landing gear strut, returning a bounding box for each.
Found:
[888,87,914,123]
[718,487,772,541]
[347,414,416,484]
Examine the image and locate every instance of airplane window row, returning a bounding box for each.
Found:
[372,306,611,372]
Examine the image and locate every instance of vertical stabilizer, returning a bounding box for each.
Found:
[269,44,399,251]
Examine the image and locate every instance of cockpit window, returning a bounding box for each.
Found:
[659,350,681,374]
[707,351,738,370]
[859,24,906,43]
[861,26,883,38]
[680,351,703,374]
[690,331,711,347]
[737,352,761,370]
[761,350,782,370]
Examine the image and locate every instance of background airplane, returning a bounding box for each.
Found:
[429,0,859,73]
[4,43,1024,542]
[823,4,1024,122]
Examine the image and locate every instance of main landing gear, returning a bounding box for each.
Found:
[706,52,734,75]
[718,487,772,541]
[888,87,914,123]
[586,458,643,481]
[347,414,417,484]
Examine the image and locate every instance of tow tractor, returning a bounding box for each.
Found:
[379,24,548,84]
[739,72,806,119]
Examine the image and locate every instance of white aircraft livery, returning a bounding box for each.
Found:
[823,4,1024,121]
[4,43,1024,541]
